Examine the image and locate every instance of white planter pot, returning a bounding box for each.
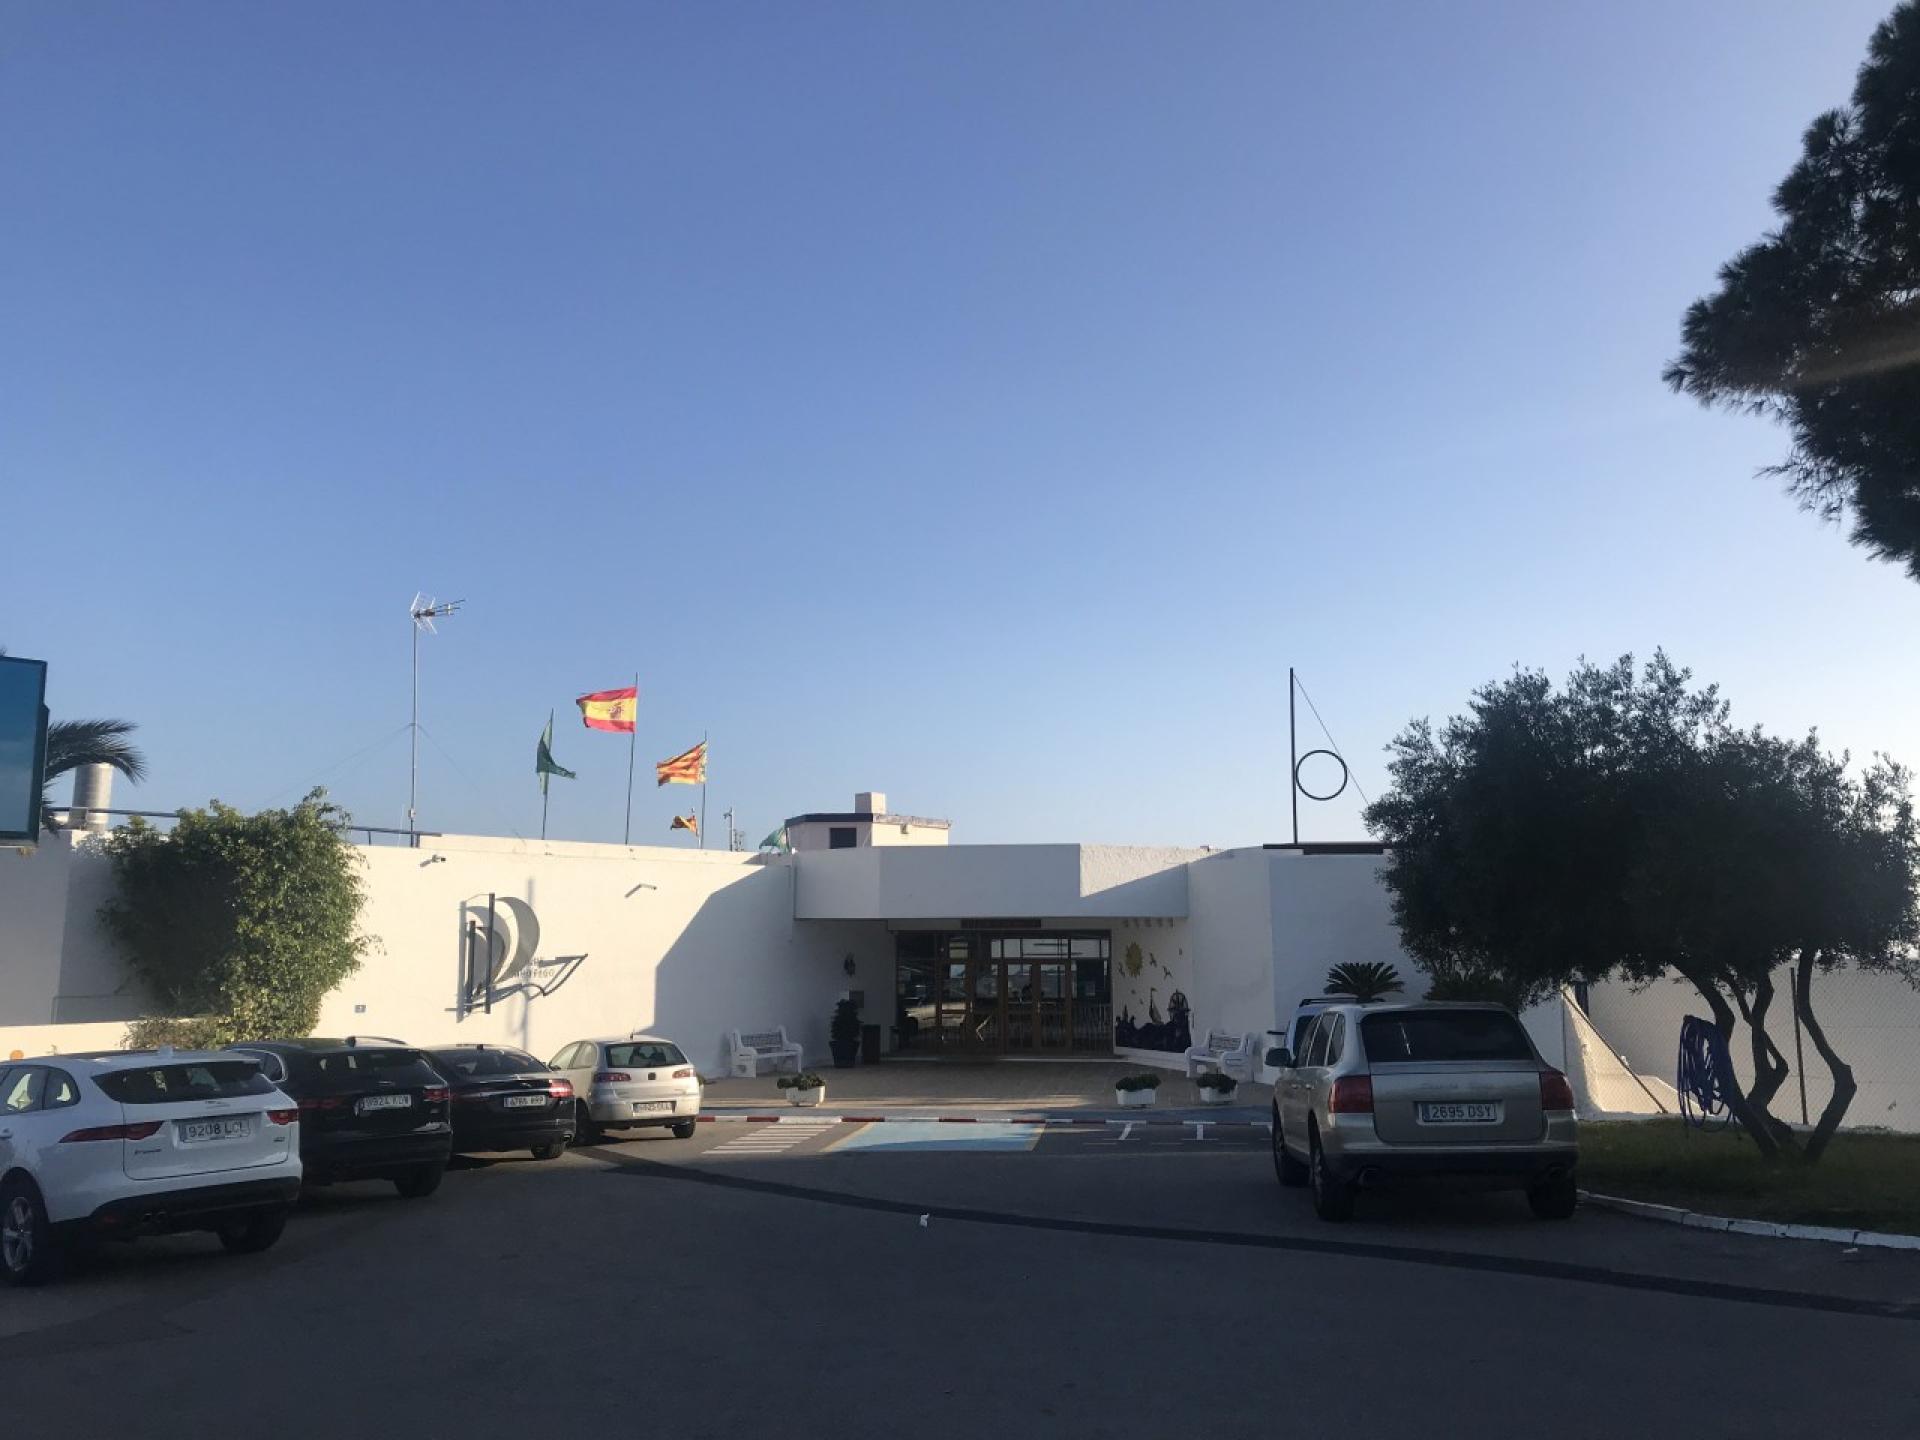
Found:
[1115,1087,1157,1109]
[788,1086,824,1107]
[1196,1086,1236,1106]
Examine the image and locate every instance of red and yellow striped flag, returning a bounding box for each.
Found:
[670,811,698,834]
[655,739,707,786]
[575,686,638,733]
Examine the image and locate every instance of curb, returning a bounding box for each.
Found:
[697,1112,1270,1128]
[1582,1191,1920,1252]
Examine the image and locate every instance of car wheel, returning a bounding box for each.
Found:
[1528,1169,1579,1220]
[572,1101,603,1146]
[393,1165,445,1200]
[0,1178,59,1287]
[1309,1128,1354,1222]
[530,1140,564,1161]
[1272,1110,1307,1188]
[218,1207,290,1255]
[670,1120,697,1140]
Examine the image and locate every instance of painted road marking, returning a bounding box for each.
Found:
[827,1121,1044,1154]
[705,1120,841,1158]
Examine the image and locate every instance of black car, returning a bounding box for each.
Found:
[427,1045,574,1159]
[226,1039,453,1198]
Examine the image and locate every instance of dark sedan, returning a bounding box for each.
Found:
[427,1046,575,1159]
[226,1039,453,1198]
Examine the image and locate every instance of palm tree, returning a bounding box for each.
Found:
[5,647,148,830]
[1324,961,1404,1003]
[42,718,147,828]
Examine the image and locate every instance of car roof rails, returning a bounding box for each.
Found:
[344,1035,407,1048]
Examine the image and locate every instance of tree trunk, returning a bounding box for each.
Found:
[1676,968,1783,1160]
[1793,948,1855,1164]
[1733,976,1796,1146]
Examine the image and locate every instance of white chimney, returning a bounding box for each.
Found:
[71,763,113,834]
[855,790,887,816]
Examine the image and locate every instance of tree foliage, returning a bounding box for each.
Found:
[1323,961,1404,1003]
[1666,3,1920,579]
[100,791,368,1047]
[1363,655,1920,1162]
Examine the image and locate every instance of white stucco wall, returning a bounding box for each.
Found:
[317,836,892,1076]
[1186,848,1279,1049]
[794,844,1199,921]
[0,838,144,1026]
[1267,850,1416,1026]
[1586,967,1920,1134]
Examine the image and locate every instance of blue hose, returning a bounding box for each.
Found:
[1677,1015,1737,1130]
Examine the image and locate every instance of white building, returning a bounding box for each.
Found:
[0,791,1406,1075]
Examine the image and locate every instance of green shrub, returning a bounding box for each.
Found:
[1114,1072,1162,1093]
[101,791,369,1047]
[1194,1071,1238,1092]
[777,1072,826,1090]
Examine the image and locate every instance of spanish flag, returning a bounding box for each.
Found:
[655,739,707,786]
[670,811,699,834]
[575,686,638,733]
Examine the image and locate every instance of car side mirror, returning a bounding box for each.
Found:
[1265,1047,1292,1069]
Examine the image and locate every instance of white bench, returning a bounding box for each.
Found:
[1184,1029,1255,1080]
[728,1027,803,1078]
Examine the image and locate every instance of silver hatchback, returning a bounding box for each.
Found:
[549,1035,702,1142]
[1269,1002,1578,1222]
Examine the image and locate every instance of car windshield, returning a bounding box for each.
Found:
[310,1049,424,1076]
[94,1062,275,1105]
[1361,1011,1533,1064]
[431,1048,543,1078]
[605,1042,686,1068]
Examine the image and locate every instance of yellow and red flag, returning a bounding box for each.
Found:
[575,686,638,733]
[670,811,699,834]
[655,739,707,786]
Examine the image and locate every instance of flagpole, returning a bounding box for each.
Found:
[541,709,553,842]
[700,731,708,850]
[623,671,637,846]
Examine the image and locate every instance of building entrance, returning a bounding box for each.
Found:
[894,931,1112,1054]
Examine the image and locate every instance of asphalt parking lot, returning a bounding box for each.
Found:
[5,1124,1920,1437]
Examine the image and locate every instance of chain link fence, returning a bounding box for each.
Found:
[1584,966,1920,1134]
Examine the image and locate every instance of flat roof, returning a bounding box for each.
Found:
[785,811,952,829]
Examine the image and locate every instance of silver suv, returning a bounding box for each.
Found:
[1269,1002,1578,1222]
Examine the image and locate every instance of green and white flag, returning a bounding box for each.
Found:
[759,824,790,853]
[536,712,576,795]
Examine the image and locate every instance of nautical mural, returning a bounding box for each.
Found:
[1111,922,1192,1053]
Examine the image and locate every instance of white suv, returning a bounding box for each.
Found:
[0,1049,303,1286]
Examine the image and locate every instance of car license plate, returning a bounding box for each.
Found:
[503,1095,545,1109]
[356,1093,413,1114]
[631,1100,672,1113]
[1418,1101,1500,1124]
[180,1118,249,1143]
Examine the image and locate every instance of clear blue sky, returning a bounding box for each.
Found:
[6,1,1916,848]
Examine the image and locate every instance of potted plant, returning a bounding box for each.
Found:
[1194,1071,1238,1106]
[778,1071,827,1107]
[829,997,862,1068]
[1113,1072,1161,1109]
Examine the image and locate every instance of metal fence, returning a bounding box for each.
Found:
[45,808,437,848]
[1584,966,1920,1134]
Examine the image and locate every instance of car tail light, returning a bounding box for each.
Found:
[60,1121,164,1143]
[671,1068,693,1080]
[1540,1069,1575,1112]
[548,1079,574,1099]
[593,1071,631,1084]
[1328,1076,1375,1114]
[298,1096,345,1112]
[267,1108,299,1126]
[423,1087,450,1104]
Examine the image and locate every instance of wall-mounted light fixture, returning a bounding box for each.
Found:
[842,954,857,977]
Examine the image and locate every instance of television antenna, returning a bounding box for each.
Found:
[409,594,463,844]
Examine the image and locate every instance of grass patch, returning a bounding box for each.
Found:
[1580,1120,1920,1235]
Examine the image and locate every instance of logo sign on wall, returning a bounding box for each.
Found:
[456,893,587,1017]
